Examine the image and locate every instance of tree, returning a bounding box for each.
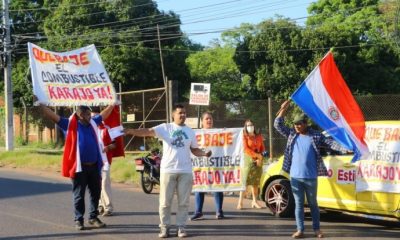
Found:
[0,0,49,107]
[225,1,400,99]
[304,0,400,94]
[186,43,243,101]
[230,19,311,100]
[378,0,400,54]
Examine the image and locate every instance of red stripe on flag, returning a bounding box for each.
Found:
[319,52,366,143]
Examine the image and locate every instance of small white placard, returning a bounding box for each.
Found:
[189,83,210,106]
[127,114,135,122]
[185,117,199,128]
[108,125,124,140]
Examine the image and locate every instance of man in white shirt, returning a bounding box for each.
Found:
[125,104,211,238]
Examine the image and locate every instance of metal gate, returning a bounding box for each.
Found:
[119,87,167,152]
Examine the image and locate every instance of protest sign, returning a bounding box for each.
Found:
[356,122,400,193]
[189,83,210,106]
[191,128,247,192]
[28,42,117,106]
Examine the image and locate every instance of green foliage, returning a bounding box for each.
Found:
[222,1,400,100]
[0,148,142,185]
[27,140,59,149]
[4,0,400,110]
[15,136,27,146]
[304,0,400,95]
[0,148,61,170]
[145,137,162,153]
[186,45,243,101]
[230,18,311,100]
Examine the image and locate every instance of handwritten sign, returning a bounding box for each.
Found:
[191,128,246,192]
[28,42,117,106]
[356,122,400,193]
[189,83,210,106]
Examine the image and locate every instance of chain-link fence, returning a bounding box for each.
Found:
[119,94,400,156]
[1,94,399,157]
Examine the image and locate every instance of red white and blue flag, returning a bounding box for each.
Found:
[291,51,369,162]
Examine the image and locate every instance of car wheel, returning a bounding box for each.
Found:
[265,179,294,217]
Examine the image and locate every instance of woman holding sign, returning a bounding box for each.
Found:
[190,112,225,220]
[237,119,266,209]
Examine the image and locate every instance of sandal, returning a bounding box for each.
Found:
[315,230,324,238]
[292,231,304,239]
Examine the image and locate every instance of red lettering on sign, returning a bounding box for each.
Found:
[32,47,91,65]
[337,169,355,182]
[197,132,233,147]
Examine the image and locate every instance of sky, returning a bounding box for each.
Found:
[155,0,315,46]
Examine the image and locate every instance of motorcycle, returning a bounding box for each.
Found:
[134,149,161,194]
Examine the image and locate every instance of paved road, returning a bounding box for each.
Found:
[0,168,399,239]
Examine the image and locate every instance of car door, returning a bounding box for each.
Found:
[317,154,358,211]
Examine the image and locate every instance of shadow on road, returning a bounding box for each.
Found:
[320,212,400,228]
[0,177,70,199]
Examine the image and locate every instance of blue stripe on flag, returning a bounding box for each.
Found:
[291,84,356,152]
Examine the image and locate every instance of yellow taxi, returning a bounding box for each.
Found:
[260,121,400,220]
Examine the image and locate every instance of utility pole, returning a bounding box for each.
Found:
[157,24,169,123]
[3,0,14,150]
[267,90,273,159]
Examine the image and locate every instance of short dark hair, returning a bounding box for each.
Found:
[76,106,91,114]
[173,104,185,112]
[90,106,101,113]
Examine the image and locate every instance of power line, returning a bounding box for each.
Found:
[11,0,169,25]
[11,0,301,35]
[9,8,384,53]
[10,38,392,56]
[11,0,247,25]
[7,1,385,54]
[8,10,390,55]
[8,0,167,12]
[12,1,378,41]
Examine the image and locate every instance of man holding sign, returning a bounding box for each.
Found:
[36,102,116,230]
[29,43,120,230]
[28,42,117,106]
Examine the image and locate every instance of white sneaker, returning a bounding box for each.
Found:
[177,227,187,238]
[158,227,169,238]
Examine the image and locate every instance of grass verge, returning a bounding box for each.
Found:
[0,148,141,185]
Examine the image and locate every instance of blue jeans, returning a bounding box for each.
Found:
[72,165,101,222]
[290,178,320,232]
[194,192,224,215]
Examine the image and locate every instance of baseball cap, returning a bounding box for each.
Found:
[293,113,308,124]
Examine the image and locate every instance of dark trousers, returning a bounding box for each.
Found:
[71,165,101,222]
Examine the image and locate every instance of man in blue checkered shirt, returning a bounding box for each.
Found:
[274,100,349,239]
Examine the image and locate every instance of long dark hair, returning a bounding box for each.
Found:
[243,119,261,135]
